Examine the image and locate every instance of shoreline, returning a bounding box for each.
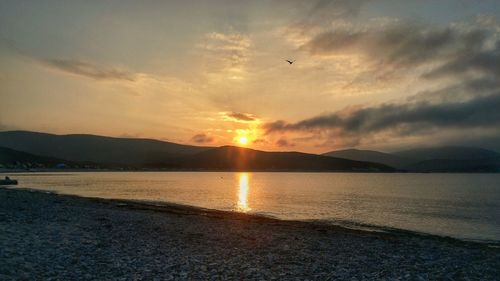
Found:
[68,196,500,246]
[12,186,500,246]
[1,187,499,280]
[5,183,500,245]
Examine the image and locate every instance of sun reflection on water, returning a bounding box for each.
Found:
[237,173,251,212]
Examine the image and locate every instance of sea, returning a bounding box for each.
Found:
[8,172,500,242]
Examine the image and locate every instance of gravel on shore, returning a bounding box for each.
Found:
[0,187,499,281]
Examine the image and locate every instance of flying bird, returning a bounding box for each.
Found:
[285,59,295,65]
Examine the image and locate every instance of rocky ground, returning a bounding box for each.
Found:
[0,187,499,280]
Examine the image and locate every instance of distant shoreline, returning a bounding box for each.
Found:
[1,187,499,279]
[2,168,401,173]
[2,168,500,174]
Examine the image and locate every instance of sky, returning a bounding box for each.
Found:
[1,0,500,153]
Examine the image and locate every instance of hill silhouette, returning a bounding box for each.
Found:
[3,130,498,172]
[393,146,500,161]
[0,131,211,166]
[405,158,500,172]
[323,149,413,169]
[0,131,394,171]
[324,146,500,172]
[176,146,393,171]
[0,147,77,169]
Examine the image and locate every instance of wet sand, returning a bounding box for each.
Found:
[0,187,498,280]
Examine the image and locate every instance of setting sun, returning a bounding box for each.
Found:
[233,127,261,147]
[238,136,248,145]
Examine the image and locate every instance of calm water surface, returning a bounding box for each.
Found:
[10,172,500,242]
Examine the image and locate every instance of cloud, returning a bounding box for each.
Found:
[204,32,251,51]
[42,59,136,81]
[298,0,370,29]
[283,0,371,47]
[264,93,500,146]
[311,0,368,18]
[424,42,500,79]
[226,112,256,122]
[199,32,252,79]
[300,24,487,68]
[275,138,295,148]
[407,77,500,103]
[191,133,214,144]
[2,39,138,82]
[252,138,268,144]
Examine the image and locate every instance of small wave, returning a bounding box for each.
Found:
[245,211,279,219]
[304,218,391,233]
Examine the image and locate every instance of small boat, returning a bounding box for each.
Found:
[0,177,18,185]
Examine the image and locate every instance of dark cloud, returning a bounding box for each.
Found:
[453,133,500,152]
[275,138,295,148]
[300,24,488,68]
[226,112,256,122]
[407,77,500,103]
[425,42,500,78]
[264,93,500,142]
[191,133,214,144]
[42,59,136,81]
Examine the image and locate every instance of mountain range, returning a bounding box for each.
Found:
[322,149,413,168]
[1,130,499,172]
[323,147,500,172]
[0,131,392,172]
[0,131,209,166]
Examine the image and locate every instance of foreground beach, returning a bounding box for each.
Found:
[0,188,498,280]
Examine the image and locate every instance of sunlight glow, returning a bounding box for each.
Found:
[238,136,248,145]
[233,125,261,147]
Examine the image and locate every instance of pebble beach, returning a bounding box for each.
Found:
[0,187,499,280]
